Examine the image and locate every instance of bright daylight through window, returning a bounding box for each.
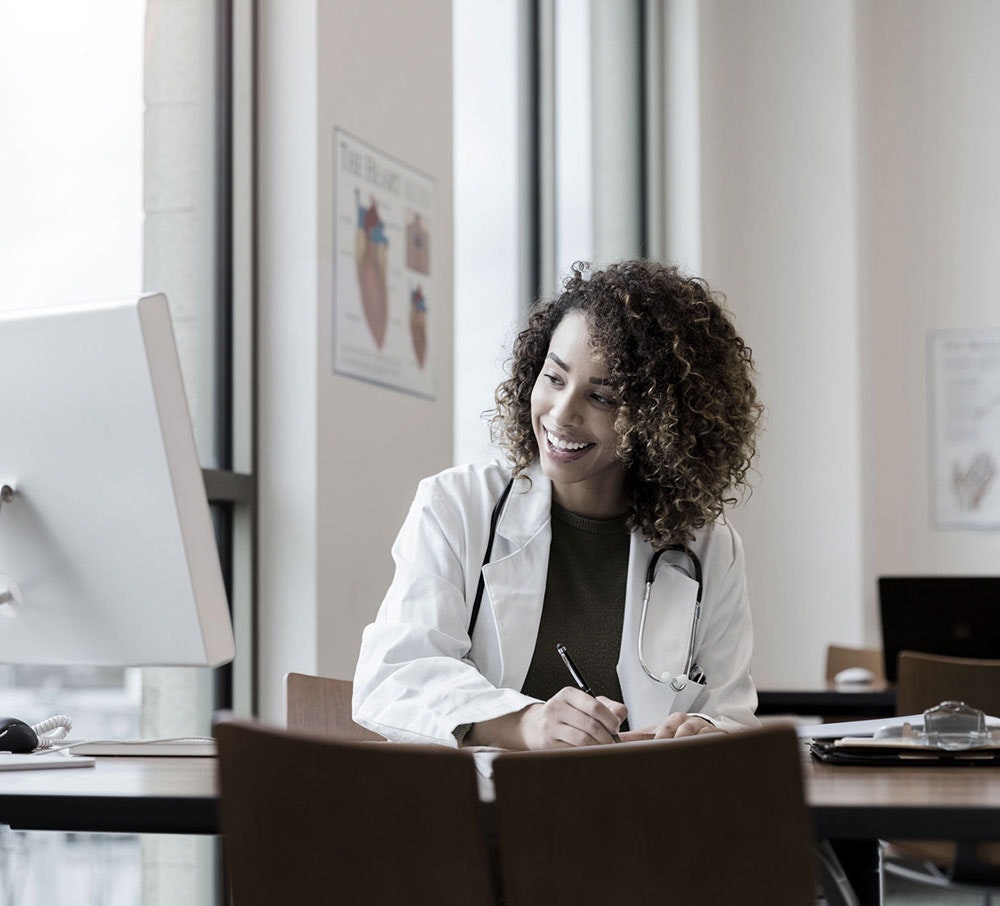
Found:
[0,3,229,904]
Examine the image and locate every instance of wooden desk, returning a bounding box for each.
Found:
[1,748,998,843]
[804,750,1000,841]
[0,756,217,834]
[0,747,997,906]
[804,745,1000,905]
[757,684,896,718]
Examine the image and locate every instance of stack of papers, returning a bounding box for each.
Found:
[803,714,1000,765]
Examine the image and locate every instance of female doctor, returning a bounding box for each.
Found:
[353,259,764,749]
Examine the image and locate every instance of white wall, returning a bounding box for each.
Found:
[258,0,1000,704]
[694,1,863,686]
[859,0,1000,581]
[257,5,320,723]
[691,0,1000,685]
[257,0,453,722]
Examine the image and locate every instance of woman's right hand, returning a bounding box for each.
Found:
[467,687,626,750]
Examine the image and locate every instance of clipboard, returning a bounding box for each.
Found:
[810,736,1000,766]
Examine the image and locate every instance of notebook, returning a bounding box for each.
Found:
[879,576,1000,681]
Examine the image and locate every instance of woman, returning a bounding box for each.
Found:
[353,260,764,749]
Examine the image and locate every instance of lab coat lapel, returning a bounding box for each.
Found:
[618,535,700,729]
[480,473,551,690]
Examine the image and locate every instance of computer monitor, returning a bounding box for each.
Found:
[0,294,236,666]
[878,576,1000,682]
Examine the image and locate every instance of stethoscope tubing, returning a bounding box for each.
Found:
[473,478,705,688]
[638,544,703,684]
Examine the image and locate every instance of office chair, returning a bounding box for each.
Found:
[491,724,816,906]
[215,718,497,906]
[284,672,383,741]
[822,645,887,728]
[880,651,1000,905]
[825,644,885,684]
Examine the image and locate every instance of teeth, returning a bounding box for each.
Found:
[546,429,590,451]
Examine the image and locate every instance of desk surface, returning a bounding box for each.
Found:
[0,756,217,834]
[804,749,1000,840]
[0,749,999,845]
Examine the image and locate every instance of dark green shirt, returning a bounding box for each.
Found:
[520,501,630,707]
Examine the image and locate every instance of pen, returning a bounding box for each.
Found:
[556,643,621,743]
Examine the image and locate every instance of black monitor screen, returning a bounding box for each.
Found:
[879,576,1000,682]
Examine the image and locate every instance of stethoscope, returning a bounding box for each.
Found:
[469,478,706,693]
[637,545,705,691]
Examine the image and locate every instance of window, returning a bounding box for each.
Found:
[0,3,252,903]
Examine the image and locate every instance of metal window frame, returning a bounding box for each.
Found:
[207,0,257,719]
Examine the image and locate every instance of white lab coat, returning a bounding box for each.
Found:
[353,461,758,746]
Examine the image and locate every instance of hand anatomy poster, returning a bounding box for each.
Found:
[333,127,435,398]
[929,329,1000,529]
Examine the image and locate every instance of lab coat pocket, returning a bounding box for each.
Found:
[659,675,707,715]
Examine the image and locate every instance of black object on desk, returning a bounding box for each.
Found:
[810,739,1000,766]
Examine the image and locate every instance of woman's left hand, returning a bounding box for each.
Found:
[619,712,726,741]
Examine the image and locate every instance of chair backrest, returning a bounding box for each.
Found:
[215,719,497,906]
[491,725,815,906]
[825,644,885,682]
[896,650,1000,716]
[285,672,382,741]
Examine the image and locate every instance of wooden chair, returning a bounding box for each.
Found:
[491,724,816,905]
[215,718,497,905]
[895,650,1000,716]
[825,644,885,684]
[882,651,1000,903]
[821,645,886,727]
[285,672,383,741]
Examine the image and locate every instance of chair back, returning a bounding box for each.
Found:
[285,672,382,741]
[215,719,496,906]
[825,644,885,683]
[896,650,1000,716]
[491,724,815,906]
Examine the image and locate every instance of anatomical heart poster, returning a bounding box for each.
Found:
[333,128,435,398]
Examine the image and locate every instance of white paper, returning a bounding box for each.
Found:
[0,753,95,771]
[797,713,1000,739]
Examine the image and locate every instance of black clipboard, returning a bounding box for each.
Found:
[810,738,1000,766]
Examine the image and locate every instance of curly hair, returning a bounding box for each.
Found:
[491,259,764,547]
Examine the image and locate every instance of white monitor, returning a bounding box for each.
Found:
[0,294,236,667]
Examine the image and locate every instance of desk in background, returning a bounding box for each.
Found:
[804,743,1000,906]
[0,756,217,835]
[756,683,896,719]
[805,748,1000,840]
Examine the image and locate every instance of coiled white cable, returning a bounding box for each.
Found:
[31,715,73,749]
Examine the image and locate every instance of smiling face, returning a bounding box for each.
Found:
[530,310,627,518]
